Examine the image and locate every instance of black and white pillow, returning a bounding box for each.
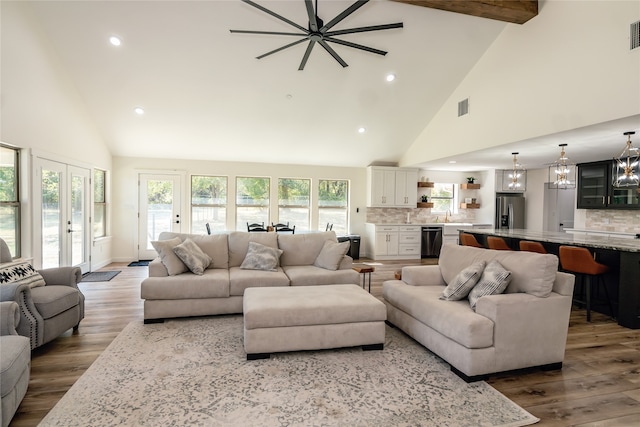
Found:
[0,260,46,288]
[468,260,512,310]
[440,261,486,301]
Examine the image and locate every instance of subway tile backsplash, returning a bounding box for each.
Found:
[366,208,478,224]
[585,210,640,234]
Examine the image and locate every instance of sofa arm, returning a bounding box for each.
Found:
[338,255,353,270]
[0,301,20,335]
[0,282,43,349]
[39,266,82,288]
[401,265,446,286]
[476,292,573,366]
[148,258,169,277]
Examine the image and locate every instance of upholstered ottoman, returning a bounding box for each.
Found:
[243,284,386,359]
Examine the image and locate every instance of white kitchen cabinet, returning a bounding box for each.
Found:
[365,224,421,260]
[367,166,418,207]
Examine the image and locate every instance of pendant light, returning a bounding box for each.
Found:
[548,143,576,189]
[507,152,525,189]
[612,131,639,187]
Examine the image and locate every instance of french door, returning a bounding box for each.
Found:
[36,159,91,272]
[138,173,183,260]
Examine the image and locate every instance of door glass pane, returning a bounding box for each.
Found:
[71,174,85,266]
[146,179,174,249]
[42,169,61,268]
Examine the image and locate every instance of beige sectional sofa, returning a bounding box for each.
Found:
[383,243,575,382]
[141,231,359,323]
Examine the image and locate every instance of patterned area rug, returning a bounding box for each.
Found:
[40,316,538,427]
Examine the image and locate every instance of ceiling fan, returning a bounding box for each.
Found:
[230,0,403,70]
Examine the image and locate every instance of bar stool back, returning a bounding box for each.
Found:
[519,240,547,254]
[460,233,483,248]
[487,236,511,250]
[559,245,613,322]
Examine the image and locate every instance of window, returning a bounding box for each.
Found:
[236,177,269,231]
[0,145,20,257]
[431,183,456,213]
[191,175,227,233]
[278,178,310,231]
[93,169,106,238]
[318,179,349,234]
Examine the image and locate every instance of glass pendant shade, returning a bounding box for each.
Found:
[548,143,576,189]
[612,131,639,187]
[507,152,525,189]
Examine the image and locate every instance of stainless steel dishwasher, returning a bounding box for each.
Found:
[421,226,443,258]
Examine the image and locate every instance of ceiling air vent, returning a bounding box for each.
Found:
[632,20,640,50]
[458,98,469,117]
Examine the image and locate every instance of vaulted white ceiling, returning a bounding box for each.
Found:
[17,0,640,170]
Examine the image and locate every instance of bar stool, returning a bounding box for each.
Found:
[519,240,547,254]
[559,245,614,322]
[460,233,483,248]
[487,236,511,251]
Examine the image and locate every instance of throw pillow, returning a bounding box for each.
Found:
[173,238,212,275]
[468,260,512,310]
[240,241,283,272]
[151,237,189,276]
[440,260,486,301]
[313,240,350,271]
[0,260,46,288]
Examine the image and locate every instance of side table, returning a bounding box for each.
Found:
[352,265,375,293]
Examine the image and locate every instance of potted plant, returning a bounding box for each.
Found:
[466,177,475,184]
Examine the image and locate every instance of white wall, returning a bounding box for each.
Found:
[523,168,548,232]
[111,156,367,261]
[401,0,640,166]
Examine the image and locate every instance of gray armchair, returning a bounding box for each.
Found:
[0,301,30,427]
[0,238,84,350]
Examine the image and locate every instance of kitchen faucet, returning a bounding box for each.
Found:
[445,209,451,223]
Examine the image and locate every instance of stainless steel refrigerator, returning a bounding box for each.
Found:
[495,194,525,230]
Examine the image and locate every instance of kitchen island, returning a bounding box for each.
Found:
[463,228,640,329]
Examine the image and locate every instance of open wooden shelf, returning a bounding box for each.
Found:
[460,203,480,209]
[461,183,480,190]
[418,182,434,188]
[417,202,434,208]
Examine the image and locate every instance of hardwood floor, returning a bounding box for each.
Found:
[9,259,640,426]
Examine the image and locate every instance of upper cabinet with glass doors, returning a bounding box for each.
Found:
[577,160,639,209]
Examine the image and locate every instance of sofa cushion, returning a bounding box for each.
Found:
[313,240,350,271]
[468,260,512,310]
[440,261,485,301]
[151,237,188,276]
[0,260,46,288]
[30,285,80,319]
[173,238,211,275]
[228,232,279,268]
[158,232,229,269]
[0,335,30,397]
[229,267,290,296]
[383,282,494,349]
[278,232,337,266]
[438,244,558,298]
[141,269,230,299]
[240,242,283,272]
[282,265,359,287]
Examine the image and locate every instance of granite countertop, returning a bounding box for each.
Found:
[469,228,640,253]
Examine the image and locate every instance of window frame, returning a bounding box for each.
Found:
[93,168,107,239]
[0,144,20,258]
[430,183,457,214]
[190,175,228,233]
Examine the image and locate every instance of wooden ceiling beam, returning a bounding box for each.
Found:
[391,0,538,25]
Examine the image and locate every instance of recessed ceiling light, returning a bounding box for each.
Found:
[134,107,144,115]
[385,73,396,82]
[109,36,122,46]
[358,127,366,134]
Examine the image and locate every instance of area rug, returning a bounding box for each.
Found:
[127,260,150,267]
[40,316,539,427]
[79,271,120,282]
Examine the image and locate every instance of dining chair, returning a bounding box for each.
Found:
[247,222,267,232]
[205,223,211,235]
[487,236,512,250]
[326,223,333,231]
[273,222,295,234]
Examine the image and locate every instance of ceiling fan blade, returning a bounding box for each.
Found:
[304,0,319,32]
[256,38,308,60]
[298,40,316,70]
[325,22,403,37]
[230,30,307,37]
[319,0,369,33]
[241,0,309,33]
[324,37,387,56]
[318,40,348,67]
